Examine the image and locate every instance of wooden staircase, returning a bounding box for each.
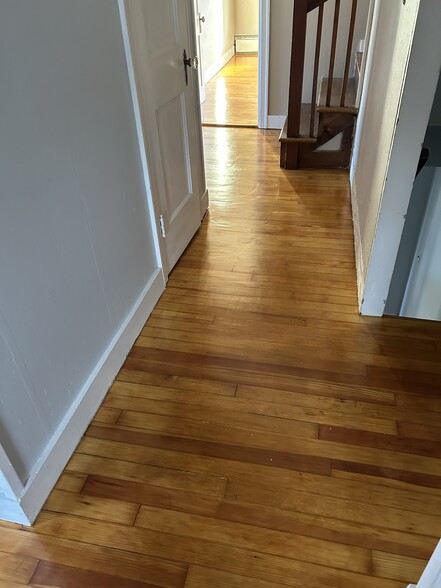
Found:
[280,0,360,170]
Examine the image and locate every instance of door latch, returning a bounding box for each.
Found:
[159,214,166,238]
[183,49,199,86]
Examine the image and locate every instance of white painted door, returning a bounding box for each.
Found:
[124,0,205,272]
[194,0,206,103]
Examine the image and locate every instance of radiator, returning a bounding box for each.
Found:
[234,34,258,54]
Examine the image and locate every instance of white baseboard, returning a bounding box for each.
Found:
[350,182,365,311]
[204,47,235,85]
[13,269,165,525]
[0,494,30,525]
[267,115,285,130]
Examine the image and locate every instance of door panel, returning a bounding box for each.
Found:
[156,96,193,219]
[125,0,204,272]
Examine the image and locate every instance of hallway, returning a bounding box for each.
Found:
[2,127,441,587]
[201,54,258,126]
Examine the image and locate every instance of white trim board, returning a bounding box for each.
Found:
[258,0,270,129]
[0,269,165,525]
[0,494,29,526]
[350,181,365,310]
[0,447,24,500]
[204,47,235,85]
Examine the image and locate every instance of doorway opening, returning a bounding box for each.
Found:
[194,0,268,128]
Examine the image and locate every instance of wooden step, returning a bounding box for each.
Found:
[279,104,318,144]
[318,77,358,114]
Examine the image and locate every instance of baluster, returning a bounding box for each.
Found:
[340,0,358,107]
[310,4,324,137]
[326,0,341,107]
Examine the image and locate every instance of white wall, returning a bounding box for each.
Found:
[199,0,236,82]
[0,0,162,521]
[236,0,259,35]
[401,168,441,321]
[351,0,441,315]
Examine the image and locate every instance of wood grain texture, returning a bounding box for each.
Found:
[1,126,441,588]
[201,55,258,126]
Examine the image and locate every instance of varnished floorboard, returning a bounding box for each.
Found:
[3,127,441,587]
[201,54,258,127]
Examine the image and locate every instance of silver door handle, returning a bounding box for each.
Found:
[199,15,206,23]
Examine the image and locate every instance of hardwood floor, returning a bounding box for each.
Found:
[2,127,441,587]
[201,54,258,127]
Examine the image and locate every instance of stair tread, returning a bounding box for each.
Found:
[318,77,358,114]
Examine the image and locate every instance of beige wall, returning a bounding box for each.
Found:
[268,0,293,116]
[199,0,236,81]
[236,0,259,35]
[268,0,370,117]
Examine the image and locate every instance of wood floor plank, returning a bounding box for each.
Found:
[134,505,372,575]
[82,475,221,518]
[0,527,187,588]
[93,405,122,425]
[0,551,38,584]
[226,479,441,537]
[184,566,289,588]
[52,472,87,493]
[372,551,427,584]
[115,405,319,441]
[319,424,441,458]
[30,561,159,588]
[116,370,236,397]
[43,489,139,525]
[66,452,227,497]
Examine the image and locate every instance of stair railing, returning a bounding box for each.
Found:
[286,0,359,140]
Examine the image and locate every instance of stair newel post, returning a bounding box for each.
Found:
[287,0,308,139]
[326,0,341,107]
[310,3,324,138]
[340,0,358,107]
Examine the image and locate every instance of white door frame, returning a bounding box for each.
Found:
[258,0,271,129]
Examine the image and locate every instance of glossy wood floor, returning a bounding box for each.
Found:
[3,127,441,587]
[201,54,258,127]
